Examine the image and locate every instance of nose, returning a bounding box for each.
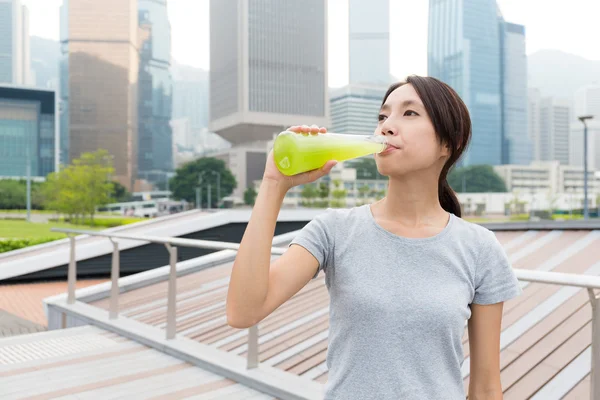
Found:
[380,119,398,136]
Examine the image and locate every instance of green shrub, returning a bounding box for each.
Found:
[0,237,61,253]
[49,217,145,228]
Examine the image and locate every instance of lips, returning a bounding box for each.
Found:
[380,144,400,155]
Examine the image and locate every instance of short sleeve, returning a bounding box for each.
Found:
[289,209,336,279]
[472,230,523,305]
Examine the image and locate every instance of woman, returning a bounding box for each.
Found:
[226,75,522,399]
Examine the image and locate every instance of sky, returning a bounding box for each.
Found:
[23,0,600,88]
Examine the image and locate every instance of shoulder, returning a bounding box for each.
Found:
[450,215,500,249]
[311,205,367,225]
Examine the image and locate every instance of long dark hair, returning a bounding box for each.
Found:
[381,75,472,217]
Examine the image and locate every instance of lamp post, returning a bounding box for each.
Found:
[210,171,221,208]
[196,171,208,209]
[578,115,594,220]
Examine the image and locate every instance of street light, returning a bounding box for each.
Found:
[210,171,221,208]
[578,115,594,220]
[196,171,208,209]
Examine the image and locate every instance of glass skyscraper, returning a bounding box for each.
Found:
[0,85,56,177]
[428,0,503,166]
[348,0,390,85]
[60,0,139,189]
[137,0,173,185]
[501,22,532,165]
[0,0,30,85]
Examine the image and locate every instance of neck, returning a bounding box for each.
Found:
[379,170,447,226]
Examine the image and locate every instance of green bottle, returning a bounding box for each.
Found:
[273,131,388,176]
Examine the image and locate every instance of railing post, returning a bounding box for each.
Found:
[165,244,178,340]
[588,288,600,400]
[109,239,120,319]
[247,325,259,369]
[67,235,76,304]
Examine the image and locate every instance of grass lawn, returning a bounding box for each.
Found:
[0,220,104,240]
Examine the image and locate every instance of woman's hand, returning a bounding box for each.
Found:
[263,124,337,192]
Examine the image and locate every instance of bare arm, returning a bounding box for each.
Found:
[467,302,504,400]
[226,125,336,328]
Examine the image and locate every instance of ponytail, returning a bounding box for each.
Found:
[439,178,462,217]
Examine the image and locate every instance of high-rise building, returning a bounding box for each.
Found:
[528,88,542,161]
[60,0,139,189]
[348,0,390,86]
[0,0,30,85]
[209,0,329,145]
[570,121,600,170]
[330,84,387,135]
[172,64,209,148]
[428,0,503,166]
[538,97,570,165]
[0,85,57,177]
[500,22,531,165]
[574,85,600,120]
[137,0,173,186]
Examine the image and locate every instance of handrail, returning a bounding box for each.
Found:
[50,227,600,399]
[50,227,289,370]
[51,228,286,255]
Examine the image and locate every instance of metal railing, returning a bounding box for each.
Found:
[52,228,600,398]
[52,228,285,369]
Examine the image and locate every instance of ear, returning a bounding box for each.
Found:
[441,143,451,157]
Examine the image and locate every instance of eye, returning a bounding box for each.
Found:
[404,110,419,116]
[378,114,388,122]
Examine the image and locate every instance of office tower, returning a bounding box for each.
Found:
[137,0,173,186]
[538,97,570,165]
[348,0,390,85]
[0,85,56,177]
[209,0,329,145]
[575,84,600,120]
[172,64,209,149]
[60,0,139,189]
[0,0,30,85]
[429,0,525,166]
[528,88,542,161]
[330,84,387,135]
[571,121,600,170]
[500,22,531,165]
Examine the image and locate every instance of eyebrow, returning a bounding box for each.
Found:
[380,100,423,112]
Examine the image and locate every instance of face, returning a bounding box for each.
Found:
[374,84,450,177]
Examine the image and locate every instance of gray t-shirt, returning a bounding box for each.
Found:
[290,205,522,400]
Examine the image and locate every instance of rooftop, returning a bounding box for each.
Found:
[2,213,600,399]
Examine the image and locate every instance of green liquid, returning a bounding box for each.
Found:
[273,131,386,176]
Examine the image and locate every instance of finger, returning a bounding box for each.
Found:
[299,160,337,183]
[319,127,327,133]
[300,125,311,133]
[288,125,300,133]
[310,124,320,135]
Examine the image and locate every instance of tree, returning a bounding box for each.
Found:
[316,182,330,208]
[357,184,370,205]
[330,180,347,208]
[0,179,45,210]
[448,165,507,193]
[347,157,387,180]
[42,149,114,223]
[110,181,131,202]
[170,157,237,208]
[300,184,319,207]
[244,187,257,206]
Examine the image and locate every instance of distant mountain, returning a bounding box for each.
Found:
[528,50,600,100]
[171,60,208,82]
[30,36,60,89]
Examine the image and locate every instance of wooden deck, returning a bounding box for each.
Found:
[88,229,600,398]
[0,325,277,399]
[0,310,45,338]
